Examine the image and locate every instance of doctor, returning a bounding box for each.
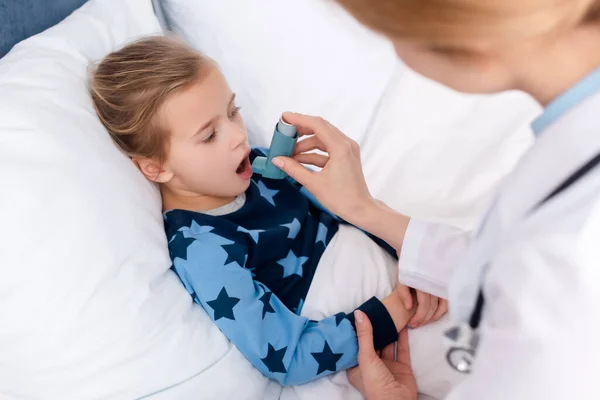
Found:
[272,0,600,398]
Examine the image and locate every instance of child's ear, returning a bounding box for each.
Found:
[133,156,174,183]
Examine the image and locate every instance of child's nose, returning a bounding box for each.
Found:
[229,123,247,149]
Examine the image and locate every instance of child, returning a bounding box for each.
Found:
[90,35,413,386]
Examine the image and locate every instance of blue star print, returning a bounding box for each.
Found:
[261,343,288,374]
[206,287,240,321]
[257,180,279,206]
[187,220,214,235]
[334,312,346,327]
[186,238,230,266]
[281,218,301,239]
[277,250,309,278]
[183,222,234,248]
[163,149,401,386]
[259,292,276,319]
[315,222,328,245]
[237,226,265,244]
[169,231,195,261]
[222,242,247,266]
[312,341,343,375]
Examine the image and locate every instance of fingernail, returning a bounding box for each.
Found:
[272,158,283,168]
[354,310,364,324]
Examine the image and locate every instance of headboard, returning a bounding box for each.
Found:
[0,0,89,58]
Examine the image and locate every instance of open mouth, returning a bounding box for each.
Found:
[236,151,252,179]
[236,157,248,174]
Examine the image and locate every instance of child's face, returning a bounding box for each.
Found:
[158,67,253,200]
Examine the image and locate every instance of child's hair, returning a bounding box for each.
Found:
[90,35,214,163]
[336,0,600,46]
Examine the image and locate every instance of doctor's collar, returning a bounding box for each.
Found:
[531,66,600,136]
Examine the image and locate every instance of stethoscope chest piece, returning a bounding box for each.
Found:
[444,323,480,373]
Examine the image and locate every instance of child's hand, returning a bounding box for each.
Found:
[381,285,417,332]
[395,284,448,328]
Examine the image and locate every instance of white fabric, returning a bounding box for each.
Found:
[0,1,267,399]
[160,0,399,147]
[286,225,465,400]
[361,68,540,231]
[403,92,600,399]
[398,219,470,299]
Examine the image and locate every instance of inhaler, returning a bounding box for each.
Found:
[252,117,298,179]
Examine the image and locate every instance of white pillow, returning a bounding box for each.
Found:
[161,0,399,146]
[0,1,269,399]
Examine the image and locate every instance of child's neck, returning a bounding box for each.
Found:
[161,184,237,213]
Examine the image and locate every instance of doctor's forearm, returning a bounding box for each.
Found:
[353,199,410,256]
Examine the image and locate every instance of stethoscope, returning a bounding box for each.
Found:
[444,151,600,373]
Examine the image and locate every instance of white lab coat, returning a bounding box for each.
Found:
[398,90,600,399]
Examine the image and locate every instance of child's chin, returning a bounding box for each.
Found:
[237,178,252,192]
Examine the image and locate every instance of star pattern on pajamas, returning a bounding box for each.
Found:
[163,150,401,385]
[334,312,346,327]
[277,250,309,278]
[206,287,240,321]
[182,223,234,249]
[311,341,343,375]
[261,343,288,374]
[280,218,301,239]
[259,292,276,319]
[315,222,328,245]
[257,180,279,206]
[237,226,265,244]
[222,242,247,267]
[169,231,195,260]
[187,220,214,235]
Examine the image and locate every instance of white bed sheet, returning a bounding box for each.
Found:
[280,225,466,400]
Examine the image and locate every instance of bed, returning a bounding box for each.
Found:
[0,0,540,399]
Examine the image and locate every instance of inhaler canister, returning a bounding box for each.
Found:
[251,117,298,179]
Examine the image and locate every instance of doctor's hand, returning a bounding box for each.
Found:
[271,112,374,224]
[347,311,417,400]
[395,284,448,328]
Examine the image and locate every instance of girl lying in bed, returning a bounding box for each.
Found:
[89,35,444,386]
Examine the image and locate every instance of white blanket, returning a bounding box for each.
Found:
[283,225,466,400]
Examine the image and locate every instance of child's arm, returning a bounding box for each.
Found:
[170,226,409,386]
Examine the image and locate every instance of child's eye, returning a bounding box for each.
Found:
[229,106,242,119]
[202,131,216,143]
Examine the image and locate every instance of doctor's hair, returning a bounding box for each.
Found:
[336,0,600,46]
[89,35,214,164]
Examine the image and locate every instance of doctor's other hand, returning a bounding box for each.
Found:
[347,311,417,400]
[271,112,374,223]
[395,284,448,328]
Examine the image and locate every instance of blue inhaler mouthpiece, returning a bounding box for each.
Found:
[252,117,298,179]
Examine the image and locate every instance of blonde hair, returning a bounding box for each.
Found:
[336,0,600,46]
[90,35,213,163]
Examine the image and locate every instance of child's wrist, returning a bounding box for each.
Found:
[381,294,411,332]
